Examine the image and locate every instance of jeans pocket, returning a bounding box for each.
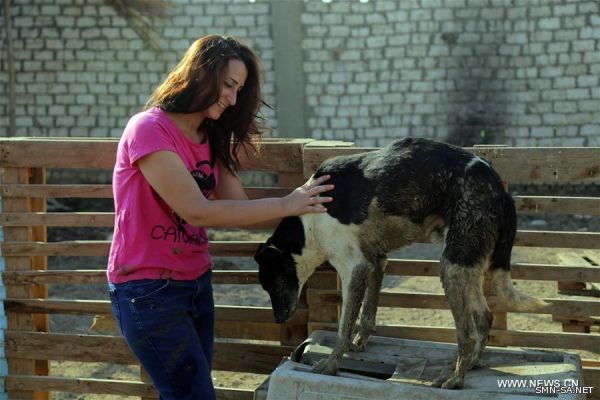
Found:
[126,279,170,313]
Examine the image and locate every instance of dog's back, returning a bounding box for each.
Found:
[313,137,513,267]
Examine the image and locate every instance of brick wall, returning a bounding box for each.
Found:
[302,0,599,147]
[0,0,598,146]
[0,0,275,137]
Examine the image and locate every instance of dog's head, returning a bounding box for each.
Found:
[254,217,307,323]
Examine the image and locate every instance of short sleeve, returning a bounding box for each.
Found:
[122,111,177,165]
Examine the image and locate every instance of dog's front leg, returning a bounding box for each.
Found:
[350,256,387,352]
[312,262,370,375]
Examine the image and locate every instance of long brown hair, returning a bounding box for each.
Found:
[146,35,265,174]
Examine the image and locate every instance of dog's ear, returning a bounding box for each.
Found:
[254,242,283,264]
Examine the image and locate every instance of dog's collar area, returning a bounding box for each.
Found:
[254,242,284,261]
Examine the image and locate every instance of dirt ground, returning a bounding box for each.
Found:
[44,218,599,399]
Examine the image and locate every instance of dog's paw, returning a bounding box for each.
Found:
[311,357,339,375]
[440,375,464,390]
[349,333,368,352]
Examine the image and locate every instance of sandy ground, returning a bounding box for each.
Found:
[44,226,599,399]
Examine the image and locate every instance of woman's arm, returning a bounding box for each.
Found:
[137,150,332,228]
[213,163,283,229]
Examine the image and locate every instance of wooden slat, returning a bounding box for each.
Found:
[2,269,260,285]
[302,146,600,184]
[0,138,309,172]
[516,230,600,249]
[2,229,597,258]
[0,184,113,198]
[307,289,600,315]
[3,300,295,324]
[308,322,600,353]
[516,196,600,216]
[0,184,289,200]
[4,260,599,287]
[0,212,114,227]
[5,376,254,400]
[5,375,155,397]
[1,240,263,257]
[385,260,600,282]
[4,331,291,373]
[2,166,37,400]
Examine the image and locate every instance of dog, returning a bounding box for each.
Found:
[254,137,547,389]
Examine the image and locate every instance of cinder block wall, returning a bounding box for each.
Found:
[301,0,599,147]
[0,0,276,137]
[0,0,598,146]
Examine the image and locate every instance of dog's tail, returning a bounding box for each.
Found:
[489,269,549,312]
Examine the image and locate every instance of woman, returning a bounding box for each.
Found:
[107,35,333,399]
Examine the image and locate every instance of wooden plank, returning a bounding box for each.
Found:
[2,269,260,285]
[5,375,155,397]
[306,289,600,315]
[2,270,109,285]
[4,230,597,258]
[1,240,263,257]
[4,261,599,287]
[516,196,600,216]
[2,167,36,399]
[5,375,254,399]
[516,230,600,249]
[4,331,291,373]
[28,167,50,400]
[308,322,600,353]
[4,300,298,324]
[0,184,289,200]
[385,260,600,282]
[0,138,307,172]
[0,212,114,227]
[302,147,600,184]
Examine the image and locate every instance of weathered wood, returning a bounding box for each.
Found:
[0,183,113,198]
[302,146,600,183]
[516,196,600,216]
[5,375,255,399]
[0,138,308,172]
[306,289,600,315]
[4,331,292,373]
[2,269,260,285]
[516,230,600,249]
[5,261,598,287]
[4,230,596,259]
[0,184,290,200]
[1,240,263,257]
[5,375,155,396]
[0,212,114,227]
[308,322,600,353]
[4,300,301,324]
[28,167,50,400]
[2,167,36,399]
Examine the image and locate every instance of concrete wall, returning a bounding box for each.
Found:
[0,0,599,146]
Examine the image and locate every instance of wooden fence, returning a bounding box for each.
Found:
[0,137,599,399]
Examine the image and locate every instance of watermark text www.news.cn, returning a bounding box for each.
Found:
[497,379,593,395]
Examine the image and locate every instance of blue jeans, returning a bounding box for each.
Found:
[108,271,215,400]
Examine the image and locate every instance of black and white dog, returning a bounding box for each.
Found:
[254,137,546,389]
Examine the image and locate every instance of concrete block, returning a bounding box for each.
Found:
[259,331,585,400]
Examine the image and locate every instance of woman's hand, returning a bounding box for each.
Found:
[282,174,334,216]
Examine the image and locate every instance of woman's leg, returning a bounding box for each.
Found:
[109,278,215,400]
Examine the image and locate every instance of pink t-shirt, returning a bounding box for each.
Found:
[107,107,219,283]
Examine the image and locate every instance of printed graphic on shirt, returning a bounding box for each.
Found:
[150,160,216,249]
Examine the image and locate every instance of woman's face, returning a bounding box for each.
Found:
[207,58,248,120]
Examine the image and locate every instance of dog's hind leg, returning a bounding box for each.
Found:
[433,258,492,389]
[312,261,370,375]
[351,256,387,352]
